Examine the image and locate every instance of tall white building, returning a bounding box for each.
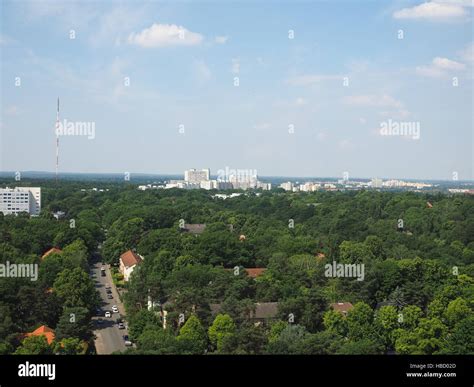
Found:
[0,187,41,216]
[184,168,210,183]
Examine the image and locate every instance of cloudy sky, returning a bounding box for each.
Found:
[1,0,473,180]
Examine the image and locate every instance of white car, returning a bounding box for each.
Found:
[105,311,111,318]
[112,306,119,313]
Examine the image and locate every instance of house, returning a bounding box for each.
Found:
[119,250,143,282]
[330,302,354,317]
[244,268,266,278]
[41,247,62,260]
[180,223,206,235]
[224,268,267,279]
[25,325,55,345]
[210,302,279,325]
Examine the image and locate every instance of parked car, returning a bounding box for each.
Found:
[107,294,113,299]
[105,284,111,289]
[105,311,111,318]
[100,267,106,277]
[106,289,112,294]
[112,306,118,313]
[97,318,103,324]
[118,322,125,329]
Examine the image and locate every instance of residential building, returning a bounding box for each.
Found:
[25,325,55,345]
[119,250,143,282]
[0,187,41,216]
[184,168,210,183]
[41,247,62,260]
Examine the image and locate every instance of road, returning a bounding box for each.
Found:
[90,255,130,354]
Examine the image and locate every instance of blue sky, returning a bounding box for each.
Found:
[1,0,473,180]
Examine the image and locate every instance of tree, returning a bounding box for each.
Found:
[55,307,92,341]
[440,316,474,354]
[128,310,162,341]
[53,268,98,310]
[375,305,399,348]
[444,298,472,327]
[208,314,236,352]
[323,309,348,337]
[55,337,86,355]
[337,339,384,355]
[401,305,423,329]
[265,324,308,354]
[15,335,53,355]
[347,302,374,340]
[177,315,207,354]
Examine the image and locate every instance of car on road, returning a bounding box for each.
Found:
[107,294,113,299]
[122,335,132,346]
[112,306,118,313]
[105,311,111,318]
[101,267,106,277]
[118,322,125,329]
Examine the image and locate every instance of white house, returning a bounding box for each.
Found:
[119,250,143,282]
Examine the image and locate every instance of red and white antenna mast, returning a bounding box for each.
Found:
[55,97,60,182]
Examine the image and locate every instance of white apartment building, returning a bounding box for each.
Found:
[184,168,210,183]
[0,187,41,216]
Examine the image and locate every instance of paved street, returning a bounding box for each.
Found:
[91,255,130,354]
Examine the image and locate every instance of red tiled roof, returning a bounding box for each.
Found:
[244,268,266,278]
[120,250,142,268]
[41,247,62,260]
[224,268,267,278]
[26,325,55,344]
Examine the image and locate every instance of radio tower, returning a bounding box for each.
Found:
[55,98,60,182]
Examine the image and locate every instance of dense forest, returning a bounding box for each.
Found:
[1,179,473,355]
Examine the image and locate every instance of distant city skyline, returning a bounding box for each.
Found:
[1,1,473,180]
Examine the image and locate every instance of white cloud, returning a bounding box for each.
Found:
[343,94,403,108]
[416,56,465,77]
[194,60,211,83]
[286,74,342,86]
[393,1,467,21]
[128,23,203,47]
[215,36,228,44]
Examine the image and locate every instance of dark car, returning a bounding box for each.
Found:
[122,335,129,341]
[106,289,112,294]
[107,294,113,299]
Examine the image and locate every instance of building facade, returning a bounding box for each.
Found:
[0,187,41,216]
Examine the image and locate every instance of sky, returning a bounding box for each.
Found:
[0,0,473,180]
